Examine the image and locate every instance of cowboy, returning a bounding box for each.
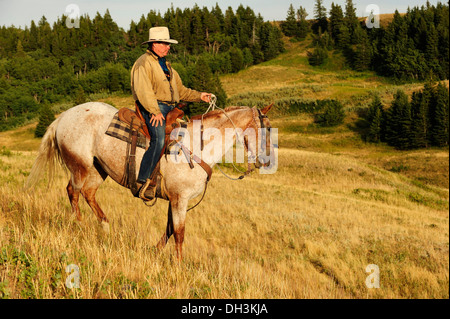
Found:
[131,26,212,200]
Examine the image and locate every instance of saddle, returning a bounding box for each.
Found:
[119,102,211,203]
[117,102,185,200]
[118,102,186,139]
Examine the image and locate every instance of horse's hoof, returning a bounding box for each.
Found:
[101,221,110,233]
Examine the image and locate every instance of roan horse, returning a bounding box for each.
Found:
[26,102,274,261]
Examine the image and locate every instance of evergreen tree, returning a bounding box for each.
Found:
[164,6,181,45]
[35,104,55,137]
[128,21,138,47]
[296,6,310,39]
[190,5,205,54]
[307,46,328,66]
[410,82,432,148]
[28,20,39,51]
[297,6,308,21]
[311,28,331,49]
[15,40,26,58]
[424,24,443,78]
[187,55,227,116]
[281,4,298,37]
[0,4,298,130]
[366,95,384,142]
[429,82,449,146]
[236,5,256,49]
[385,90,413,149]
[38,16,52,54]
[74,85,87,105]
[397,90,414,149]
[371,4,449,80]
[108,66,121,92]
[211,3,225,30]
[436,7,449,78]
[259,22,283,61]
[242,47,253,68]
[375,82,449,149]
[370,107,383,143]
[224,6,239,46]
[344,0,359,44]
[312,0,328,34]
[328,3,345,46]
[353,27,372,71]
[277,5,308,40]
[202,7,221,53]
[229,46,244,73]
[336,24,351,51]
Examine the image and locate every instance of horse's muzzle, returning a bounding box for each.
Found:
[254,155,271,169]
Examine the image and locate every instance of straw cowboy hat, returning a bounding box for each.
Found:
[141,26,178,45]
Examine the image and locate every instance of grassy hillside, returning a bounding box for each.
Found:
[222,36,441,110]
[222,37,449,188]
[0,36,448,299]
[0,141,448,298]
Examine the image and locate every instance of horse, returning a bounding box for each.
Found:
[26,101,274,261]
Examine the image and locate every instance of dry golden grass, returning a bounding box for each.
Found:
[0,136,448,298]
[0,123,42,152]
[273,114,450,188]
[0,35,448,299]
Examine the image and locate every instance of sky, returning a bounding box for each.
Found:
[0,0,443,30]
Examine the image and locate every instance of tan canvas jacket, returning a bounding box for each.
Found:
[130,50,202,115]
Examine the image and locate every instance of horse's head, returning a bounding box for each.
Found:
[243,103,276,171]
[190,103,276,177]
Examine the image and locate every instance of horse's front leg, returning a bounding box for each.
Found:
[156,197,188,262]
[172,205,186,263]
[156,203,173,251]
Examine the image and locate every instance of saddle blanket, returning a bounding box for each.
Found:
[105,112,148,149]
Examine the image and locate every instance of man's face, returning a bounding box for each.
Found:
[152,42,171,57]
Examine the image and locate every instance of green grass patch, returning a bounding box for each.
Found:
[407,192,449,210]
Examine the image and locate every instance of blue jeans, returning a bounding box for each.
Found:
[137,102,174,183]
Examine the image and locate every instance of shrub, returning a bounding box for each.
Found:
[74,86,87,106]
[35,104,55,138]
[307,47,328,66]
[315,99,345,127]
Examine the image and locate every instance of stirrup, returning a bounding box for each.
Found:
[139,179,156,202]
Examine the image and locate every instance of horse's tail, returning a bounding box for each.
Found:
[25,116,65,190]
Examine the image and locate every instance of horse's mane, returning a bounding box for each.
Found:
[190,106,249,121]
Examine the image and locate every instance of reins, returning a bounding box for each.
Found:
[185,95,266,210]
[201,95,262,180]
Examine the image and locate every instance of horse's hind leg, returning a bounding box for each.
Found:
[67,180,82,221]
[60,144,89,221]
[81,164,109,232]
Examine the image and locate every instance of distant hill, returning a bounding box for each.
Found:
[272,12,406,28]
[358,13,406,28]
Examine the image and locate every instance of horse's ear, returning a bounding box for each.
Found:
[261,103,274,115]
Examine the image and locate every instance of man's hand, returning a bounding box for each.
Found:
[200,92,212,103]
[150,113,165,127]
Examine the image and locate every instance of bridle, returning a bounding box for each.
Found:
[184,98,272,211]
[244,107,272,171]
[202,99,272,180]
